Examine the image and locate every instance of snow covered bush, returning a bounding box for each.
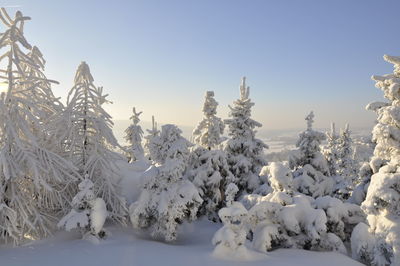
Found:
[58,178,108,242]
[124,107,145,162]
[212,199,250,259]
[129,124,203,242]
[0,9,78,243]
[188,147,235,221]
[60,62,127,223]
[224,77,268,195]
[351,55,400,266]
[193,91,225,150]
[243,162,363,254]
[289,112,334,198]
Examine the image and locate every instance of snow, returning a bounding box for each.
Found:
[0,219,363,266]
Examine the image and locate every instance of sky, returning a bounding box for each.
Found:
[2,0,400,132]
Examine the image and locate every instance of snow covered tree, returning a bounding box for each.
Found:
[334,124,358,200]
[124,107,144,162]
[212,185,250,260]
[324,123,340,176]
[188,147,235,221]
[61,62,127,223]
[351,55,400,266]
[144,115,160,162]
[189,90,235,221]
[129,124,202,242]
[243,163,364,254]
[193,91,224,150]
[289,112,333,198]
[58,178,107,242]
[0,8,78,243]
[224,77,268,194]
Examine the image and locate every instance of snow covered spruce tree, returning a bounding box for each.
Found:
[61,62,127,223]
[224,77,268,195]
[189,90,235,221]
[193,91,225,150]
[58,177,107,242]
[289,112,333,198]
[124,107,145,162]
[351,55,400,266]
[0,9,78,243]
[129,124,203,242]
[334,124,358,200]
[144,115,160,162]
[324,123,340,177]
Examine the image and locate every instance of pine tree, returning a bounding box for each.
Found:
[129,124,202,241]
[124,107,144,162]
[351,55,400,266]
[144,115,160,162]
[334,124,358,200]
[193,91,224,150]
[224,77,268,194]
[189,90,234,220]
[289,112,333,198]
[0,9,77,243]
[324,123,340,176]
[62,62,127,223]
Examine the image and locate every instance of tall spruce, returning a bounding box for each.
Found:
[224,77,268,194]
[62,62,127,223]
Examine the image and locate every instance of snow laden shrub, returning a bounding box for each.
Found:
[289,112,334,198]
[0,9,78,243]
[245,163,363,254]
[144,115,160,161]
[129,125,202,242]
[58,178,108,242]
[60,62,127,223]
[351,162,373,205]
[334,124,358,200]
[224,77,268,195]
[324,123,340,177]
[193,91,225,150]
[212,186,250,260]
[188,147,235,221]
[124,107,145,162]
[351,55,400,266]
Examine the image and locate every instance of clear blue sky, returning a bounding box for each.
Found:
[3,0,400,130]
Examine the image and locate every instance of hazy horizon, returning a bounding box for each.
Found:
[3,0,398,132]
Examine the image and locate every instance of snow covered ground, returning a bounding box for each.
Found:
[0,219,363,266]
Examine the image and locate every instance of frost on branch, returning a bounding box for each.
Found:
[129,124,202,242]
[0,8,78,244]
[224,77,268,195]
[351,55,400,266]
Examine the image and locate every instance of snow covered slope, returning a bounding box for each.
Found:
[0,219,362,266]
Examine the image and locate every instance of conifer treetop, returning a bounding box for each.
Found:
[305,111,314,130]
